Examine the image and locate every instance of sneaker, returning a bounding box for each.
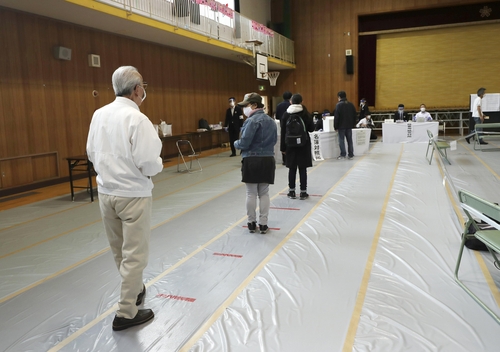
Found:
[348,156,354,160]
[479,140,488,145]
[287,190,296,199]
[259,224,269,234]
[337,156,345,160]
[299,192,309,200]
[248,221,257,233]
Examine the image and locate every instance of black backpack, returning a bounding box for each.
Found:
[285,113,307,147]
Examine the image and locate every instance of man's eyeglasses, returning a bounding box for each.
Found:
[142,82,148,90]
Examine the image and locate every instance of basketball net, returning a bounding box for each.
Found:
[264,72,280,86]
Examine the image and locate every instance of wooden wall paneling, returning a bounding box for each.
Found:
[17,14,47,157]
[0,158,33,188]
[32,153,59,182]
[310,0,332,112]
[144,44,163,125]
[1,11,29,159]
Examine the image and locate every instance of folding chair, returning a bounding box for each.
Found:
[176,140,202,173]
[455,189,500,324]
[426,129,451,165]
[438,120,446,136]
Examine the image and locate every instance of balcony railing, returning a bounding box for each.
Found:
[96,0,295,65]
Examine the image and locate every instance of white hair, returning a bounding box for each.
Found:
[112,66,142,96]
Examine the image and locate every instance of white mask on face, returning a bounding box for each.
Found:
[229,101,235,107]
[420,107,425,112]
[243,106,252,116]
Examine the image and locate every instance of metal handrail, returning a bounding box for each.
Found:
[96,0,295,64]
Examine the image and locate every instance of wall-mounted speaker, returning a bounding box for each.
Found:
[88,54,101,68]
[346,50,354,75]
[53,46,72,61]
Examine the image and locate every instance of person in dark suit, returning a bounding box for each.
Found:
[224,97,244,156]
[393,103,409,122]
[358,98,370,123]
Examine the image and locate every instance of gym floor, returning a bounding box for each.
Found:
[1,139,499,351]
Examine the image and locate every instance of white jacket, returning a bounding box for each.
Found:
[86,97,163,197]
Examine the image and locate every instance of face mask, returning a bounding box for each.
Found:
[420,107,425,112]
[140,85,147,103]
[229,101,235,107]
[398,108,404,111]
[243,106,252,116]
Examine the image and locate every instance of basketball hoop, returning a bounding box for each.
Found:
[264,72,280,86]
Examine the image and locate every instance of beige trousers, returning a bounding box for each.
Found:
[99,194,152,319]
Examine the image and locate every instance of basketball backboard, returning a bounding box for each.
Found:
[256,53,268,81]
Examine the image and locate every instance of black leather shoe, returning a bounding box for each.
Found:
[479,140,488,145]
[229,154,236,157]
[112,309,154,331]
[465,137,470,144]
[136,285,146,306]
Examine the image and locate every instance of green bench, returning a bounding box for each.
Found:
[455,189,500,323]
[473,122,500,151]
[426,130,451,165]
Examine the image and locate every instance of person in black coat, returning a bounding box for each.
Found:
[224,97,244,156]
[393,103,409,122]
[276,91,292,164]
[358,98,370,123]
[334,91,357,159]
[280,94,314,200]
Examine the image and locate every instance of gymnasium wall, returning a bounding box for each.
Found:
[0,8,257,190]
[276,0,490,112]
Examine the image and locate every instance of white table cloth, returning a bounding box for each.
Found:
[382,122,438,143]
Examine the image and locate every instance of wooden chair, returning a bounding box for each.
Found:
[176,140,202,173]
[455,189,500,324]
[426,129,451,165]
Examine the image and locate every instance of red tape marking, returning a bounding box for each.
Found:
[156,293,196,302]
[213,252,243,258]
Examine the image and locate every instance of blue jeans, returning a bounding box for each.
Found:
[473,117,482,134]
[338,129,353,157]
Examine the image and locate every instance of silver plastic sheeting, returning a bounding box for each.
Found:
[191,142,500,352]
[1,140,500,351]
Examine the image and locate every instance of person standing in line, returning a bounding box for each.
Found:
[393,104,409,122]
[358,98,370,123]
[86,66,164,331]
[467,87,488,145]
[334,91,357,160]
[280,94,314,200]
[275,91,292,165]
[413,104,433,122]
[224,97,244,156]
[234,93,277,234]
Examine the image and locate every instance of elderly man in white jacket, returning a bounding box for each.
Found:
[86,66,163,331]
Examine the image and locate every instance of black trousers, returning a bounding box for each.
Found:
[288,166,307,191]
[228,129,239,155]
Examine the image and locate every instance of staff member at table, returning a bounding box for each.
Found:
[393,104,409,122]
[356,114,377,140]
[87,66,163,331]
[413,104,433,122]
